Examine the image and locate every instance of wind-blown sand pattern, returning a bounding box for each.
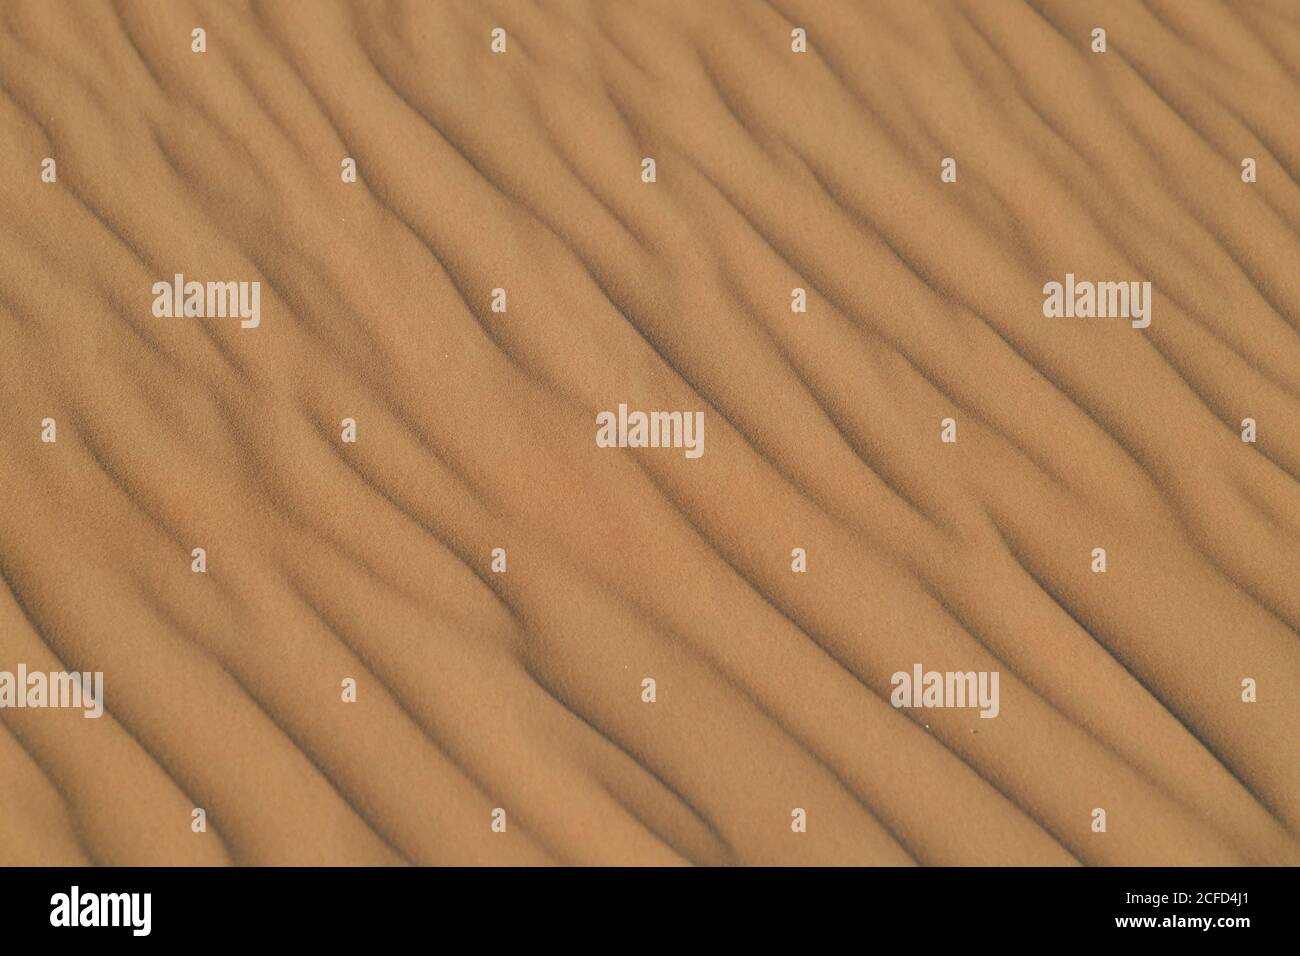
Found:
[0,0,1297,866]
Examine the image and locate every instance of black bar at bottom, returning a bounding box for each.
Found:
[0,865,1287,943]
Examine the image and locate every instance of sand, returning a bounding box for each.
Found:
[0,0,1297,866]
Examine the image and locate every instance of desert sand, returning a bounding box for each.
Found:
[0,0,1297,866]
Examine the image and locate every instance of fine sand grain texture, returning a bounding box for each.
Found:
[0,0,1297,866]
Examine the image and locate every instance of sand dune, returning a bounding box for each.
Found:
[0,0,1297,865]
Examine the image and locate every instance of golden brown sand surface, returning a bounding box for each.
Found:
[0,0,1298,865]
